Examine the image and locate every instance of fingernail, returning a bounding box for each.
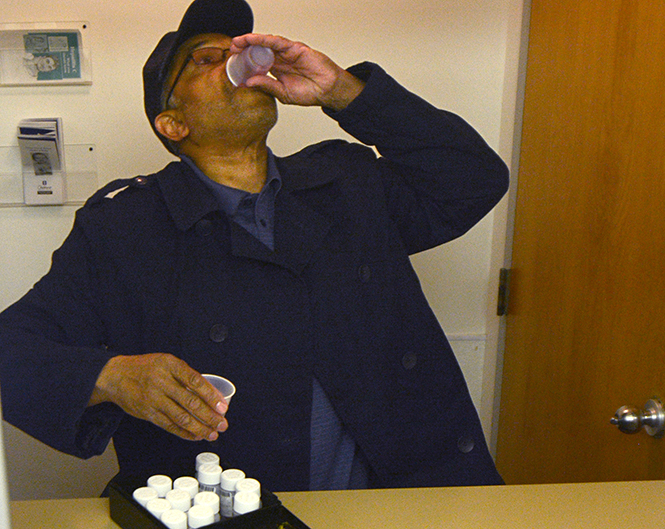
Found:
[216,401,228,413]
[208,431,219,441]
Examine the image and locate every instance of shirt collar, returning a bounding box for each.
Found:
[180,150,282,216]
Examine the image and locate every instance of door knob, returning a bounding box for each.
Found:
[610,398,665,437]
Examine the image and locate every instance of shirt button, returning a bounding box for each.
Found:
[209,324,228,343]
[358,264,371,283]
[195,219,213,236]
[457,436,475,454]
[401,352,418,370]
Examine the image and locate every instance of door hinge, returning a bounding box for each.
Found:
[497,268,511,316]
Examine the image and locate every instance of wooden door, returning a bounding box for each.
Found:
[496,0,665,483]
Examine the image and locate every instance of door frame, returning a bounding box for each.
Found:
[481,0,532,455]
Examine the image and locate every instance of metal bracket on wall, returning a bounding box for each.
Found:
[497,267,511,316]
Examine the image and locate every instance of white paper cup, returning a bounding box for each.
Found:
[202,374,236,404]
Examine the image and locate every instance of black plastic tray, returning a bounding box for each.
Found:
[108,473,311,529]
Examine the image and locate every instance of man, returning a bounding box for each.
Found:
[0,0,508,491]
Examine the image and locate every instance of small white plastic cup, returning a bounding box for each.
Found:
[226,45,274,86]
[202,374,236,403]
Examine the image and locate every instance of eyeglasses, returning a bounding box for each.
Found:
[163,47,231,109]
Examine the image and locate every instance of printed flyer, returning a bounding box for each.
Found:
[0,28,88,85]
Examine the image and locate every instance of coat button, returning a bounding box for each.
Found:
[401,352,418,370]
[209,324,228,343]
[133,176,148,187]
[280,436,295,448]
[457,436,475,454]
[195,219,213,236]
[358,264,371,283]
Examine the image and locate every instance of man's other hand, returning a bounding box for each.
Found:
[88,353,229,441]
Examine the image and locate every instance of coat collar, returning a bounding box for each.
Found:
[157,156,336,274]
[157,161,219,232]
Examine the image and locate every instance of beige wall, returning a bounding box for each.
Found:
[0,0,522,499]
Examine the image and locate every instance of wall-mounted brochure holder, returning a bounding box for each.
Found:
[0,143,97,207]
[0,22,91,86]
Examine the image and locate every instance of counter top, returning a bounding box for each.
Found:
[10,480,664,528]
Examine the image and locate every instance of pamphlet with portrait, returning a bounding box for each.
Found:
[0,24,90,86]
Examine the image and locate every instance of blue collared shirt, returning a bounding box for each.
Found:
[181,153,281,250]
[181,152,368,490]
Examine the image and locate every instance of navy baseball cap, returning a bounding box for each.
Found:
[143,0,254,152]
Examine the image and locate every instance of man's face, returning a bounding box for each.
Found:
[163,33,277,149]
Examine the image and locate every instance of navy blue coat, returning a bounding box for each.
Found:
[0,63,508,491]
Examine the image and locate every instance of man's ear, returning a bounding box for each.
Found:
[154,110,189,143]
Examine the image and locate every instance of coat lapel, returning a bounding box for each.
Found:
[158,157,335,275]
[230,189,332,275]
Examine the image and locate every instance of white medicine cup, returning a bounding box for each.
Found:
[202,374,236,404]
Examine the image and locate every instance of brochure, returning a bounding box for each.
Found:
[17,118,66,204]
[0,29,86,85]
[17,118,63,174]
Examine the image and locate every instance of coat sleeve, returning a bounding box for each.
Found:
[0,210,124,459]
[324,62,509,254]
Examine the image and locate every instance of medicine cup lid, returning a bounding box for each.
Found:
[221,468,246,490]
[198,463,222,485]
